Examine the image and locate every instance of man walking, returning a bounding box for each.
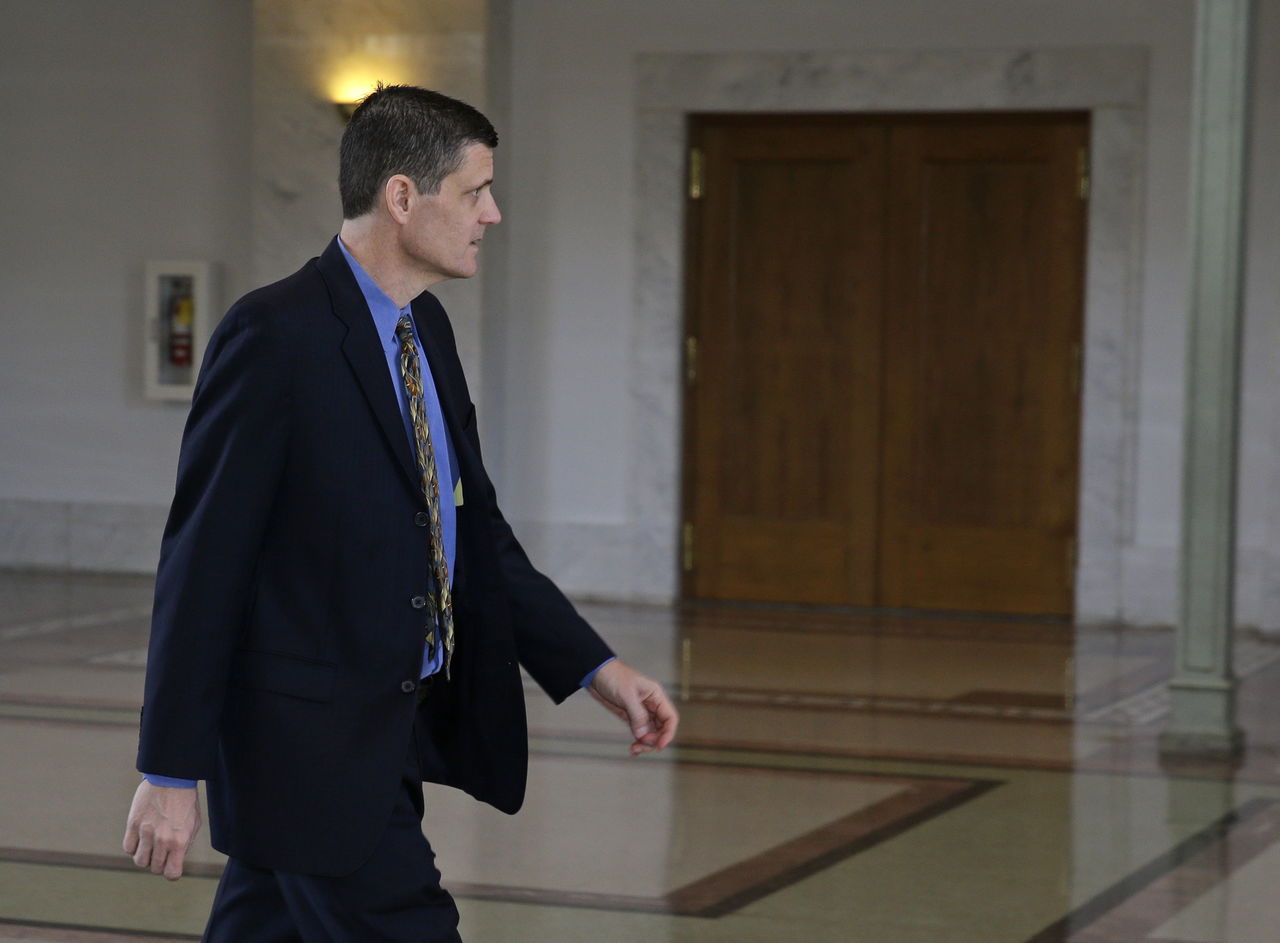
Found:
[123,85,677,942]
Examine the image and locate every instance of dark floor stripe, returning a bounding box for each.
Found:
[1021,796,1277,943]
[675,778,1000,917]
[0,918,198,941]
[0,848,223,878]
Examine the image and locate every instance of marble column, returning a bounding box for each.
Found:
[1159,0,1254,759]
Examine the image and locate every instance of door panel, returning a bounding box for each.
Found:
[879,120,1086,614]
[686,123,886,605]
[682,114,1087,616]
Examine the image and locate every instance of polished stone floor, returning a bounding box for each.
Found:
[2,570,1279,942]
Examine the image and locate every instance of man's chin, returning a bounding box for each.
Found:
[452,260,480,280]
[429,263,479,284]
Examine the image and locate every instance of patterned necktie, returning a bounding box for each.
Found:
[395,315,455,680]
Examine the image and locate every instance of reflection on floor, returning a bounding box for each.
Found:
[2,571,1279,942]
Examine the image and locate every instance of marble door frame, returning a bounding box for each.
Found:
[628,49,1148,619]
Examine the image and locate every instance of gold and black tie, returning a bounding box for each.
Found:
[395,315,455,679]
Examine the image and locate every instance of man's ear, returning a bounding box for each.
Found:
[383,174,416,223]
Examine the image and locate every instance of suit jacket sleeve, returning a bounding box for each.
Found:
[137,301,291,780]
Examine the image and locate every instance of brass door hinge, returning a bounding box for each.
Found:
[682,522,695,572]
[689,147,705,200]
[1077,147,1091,201]
[686,336,699,385]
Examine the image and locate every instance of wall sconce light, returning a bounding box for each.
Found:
[329,70,382,124]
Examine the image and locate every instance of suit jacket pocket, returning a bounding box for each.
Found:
[229,649,337,703]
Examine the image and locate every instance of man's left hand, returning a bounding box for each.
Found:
[588,660,679,756]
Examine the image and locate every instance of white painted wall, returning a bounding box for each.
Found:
[0,0,253,507]
[495,0,1280,621]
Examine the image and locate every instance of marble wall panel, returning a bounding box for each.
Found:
[67,503,168,573]
[0,500,70,570]
[0,499,165,574]
[635,49,1148,113]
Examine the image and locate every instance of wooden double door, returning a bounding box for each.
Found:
[681,113,1088,616]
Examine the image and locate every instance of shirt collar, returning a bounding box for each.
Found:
[336,236,411,347]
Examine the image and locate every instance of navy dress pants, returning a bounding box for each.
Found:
[202,720,461,943]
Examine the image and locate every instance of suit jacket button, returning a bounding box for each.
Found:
[411,595,427,609]
[414,512,430,527]
[401,680,416,694]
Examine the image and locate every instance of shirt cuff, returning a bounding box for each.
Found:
[580,656,616,690]
[142,773,197,789]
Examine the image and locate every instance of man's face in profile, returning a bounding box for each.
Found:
[400,143,501,284]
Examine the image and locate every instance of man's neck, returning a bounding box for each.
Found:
[338,218,438,308]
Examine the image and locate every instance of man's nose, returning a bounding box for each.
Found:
[482,194,501,225]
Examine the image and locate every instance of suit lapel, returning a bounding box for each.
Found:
[315,238,420,494]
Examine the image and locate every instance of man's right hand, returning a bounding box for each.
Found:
[122,780,202,881]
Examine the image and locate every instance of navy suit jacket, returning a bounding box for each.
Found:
[137,238,613,876]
